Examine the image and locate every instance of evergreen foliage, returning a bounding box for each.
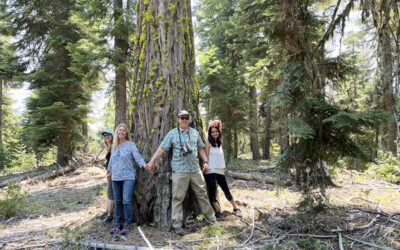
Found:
[0,2,25,169]
[0,183,26,218]
[5,0,102,165]
[276,98,387,188]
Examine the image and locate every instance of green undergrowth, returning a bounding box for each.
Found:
[296,235,328,250]
[24,184,104,215]
[226,157,274,173]
[0,183,27,217]
[365,151,400,184]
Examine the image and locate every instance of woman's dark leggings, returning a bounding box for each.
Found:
[204,173,233,203]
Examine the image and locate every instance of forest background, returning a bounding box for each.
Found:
[1,0,399,192]
[0,0,400,248]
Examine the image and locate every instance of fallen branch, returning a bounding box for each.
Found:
[388,218,400,225]
[170,226,251,243]
[91,146,105,165]
[221,233,287,249]
[137,226,154,250]
[230,180,250,189]
[23,165,75,185]
[349,196,379,204]
[242,208,255,245]
[15,241,63,250]
[0,166,53,188]
[342,235,395,250]
[323,204,381,233]
[353,207,400,223]
[338,232,344,250]
[225,171,292,186]
[234,213,269,235]
[77,241,148,250]
[0,164,76,189]
[289,234,337,238]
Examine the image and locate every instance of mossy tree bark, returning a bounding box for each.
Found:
[368,0,398,156]
[379,23,397,156]
[131,0,202,231]
[0,76,2,147]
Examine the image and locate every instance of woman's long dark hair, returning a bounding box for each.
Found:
[208,126,222,148]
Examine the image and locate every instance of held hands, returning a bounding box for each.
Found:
[203,162,209,174]
[144,161,155,172]
[106,171,112,181]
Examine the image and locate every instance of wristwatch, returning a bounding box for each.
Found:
[204,161,208,164]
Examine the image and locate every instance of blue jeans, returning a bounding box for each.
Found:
[112,180,135,226]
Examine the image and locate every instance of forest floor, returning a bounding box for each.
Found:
[0,155,399,249]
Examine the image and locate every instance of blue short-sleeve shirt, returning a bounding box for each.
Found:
[160,127,205,172]
[107,141,146,181]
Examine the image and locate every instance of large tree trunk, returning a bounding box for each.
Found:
[114,0,129,126]
[249,86,261,160]
[57,48,74,166]
[380,31,397,156]
[372,0,397,156]
[262,104,271,160]
[233,128,238,158]
[0,76,3,146]
[279,105,289,153]
[82,121,89,153]
[131,0,201,231]
[57,116,73,165]
[0,77,3,170]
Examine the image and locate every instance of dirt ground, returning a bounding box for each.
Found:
[0,159,399,249]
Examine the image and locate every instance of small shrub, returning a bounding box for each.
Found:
[201,224,223,238]
[0,183,26,217]
[62,226,87,247]
[366,151,400,184]
[296,235,327,250]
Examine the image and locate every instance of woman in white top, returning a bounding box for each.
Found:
[204,120,239,220]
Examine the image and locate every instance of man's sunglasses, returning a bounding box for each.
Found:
[179,117,190,120]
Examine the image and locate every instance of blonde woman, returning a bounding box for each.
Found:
[107,124,148,235]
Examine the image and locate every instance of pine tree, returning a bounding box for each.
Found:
[6,0,100,165]
[260,0,388,210]
[197,0,250,160]
[113,0,132,126]
[79,0,136,128]
[0,2,25,168]
[361,0,399,155]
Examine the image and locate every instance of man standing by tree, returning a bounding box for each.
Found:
[146,110,216,235]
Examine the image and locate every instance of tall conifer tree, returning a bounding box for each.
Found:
[6,0,99,165]
[131,0,201,231]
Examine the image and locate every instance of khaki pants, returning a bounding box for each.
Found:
[171,170,216,228]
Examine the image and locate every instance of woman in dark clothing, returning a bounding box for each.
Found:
[102,128,114,223]
[204,120,239,220]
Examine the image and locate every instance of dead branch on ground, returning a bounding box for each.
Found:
[342,235,395,250]
[225,171,292,186]
[321,204,382,233]
[137,226,154,250]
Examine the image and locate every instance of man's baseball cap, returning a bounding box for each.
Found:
[178,110,190,117]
